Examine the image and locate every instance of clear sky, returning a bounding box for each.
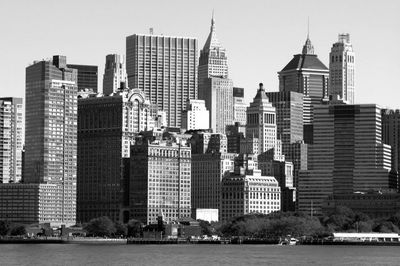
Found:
[0,0,399,108]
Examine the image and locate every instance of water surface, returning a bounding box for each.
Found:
[2,244,400,266]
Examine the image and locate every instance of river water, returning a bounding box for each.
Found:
[1,244,400,265]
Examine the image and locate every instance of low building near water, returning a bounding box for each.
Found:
[332,232,400,242]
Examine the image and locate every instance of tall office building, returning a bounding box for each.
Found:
[191,152,235,214]
[233,87,247,125]
[266,91,304,146]
[278,35,329,139]
[298,102,394,216]
[67,64,98,92]
[102,54,128,95]
[181,99,209,130]
[0,98,23,183]
[126,34,198,128]
[329,34,355,104]
[17,55,77,226]
[129,136,191,225]
[198,15,233,134]
[77,86,157,222]
[382,109,400,189]
[245,83,277,155]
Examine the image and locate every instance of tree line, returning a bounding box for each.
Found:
[199,206,400,238]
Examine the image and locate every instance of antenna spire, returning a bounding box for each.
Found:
[307,16,310,39]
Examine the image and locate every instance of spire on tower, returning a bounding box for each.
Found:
[211,9,215,31]
[302,17,314,55]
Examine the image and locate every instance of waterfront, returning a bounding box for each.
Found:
[1,244,400,266]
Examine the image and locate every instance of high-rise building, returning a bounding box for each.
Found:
[77,86,156,222]
[226,122,246,153]
[382,109,400,189]
[245,83,277,155]
[67,64,98,92]
[102,54,128,95]
[191,152,235,214]
[266,91,306,189]
[126,34,198,128]
[298,102,395,216]
[6,55,78,226]
[181,99,209,131]
[0,98,23,183]
[329,34,355,104]
[198,15,233,134]
[129,137,191,225]
[233,87,247,125]
[278,35,329,139]
[266,91,304,147]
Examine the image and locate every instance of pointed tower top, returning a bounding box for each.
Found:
[302,17,314,55]
[210,10,216,32]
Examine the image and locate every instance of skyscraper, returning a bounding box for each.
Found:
[67,64,98,92]
[246,83,277,155]
[298,102,394,215]
[126,34,198,128]
[329,34,355,104]
[198,15,233,134]
[0,98,23,183]
[129,136,192,225]
[278,34,329,141]
[23,55,77,225]
[102,54,128,95]
[233,87,247,125]
[382,109,400,189]
[77,86,157,222]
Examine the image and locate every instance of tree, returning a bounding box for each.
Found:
[84,216,116,237]
[9,225,26,236]
[115,221,127,237]
[0,220,11,236]
[127,219,143,237]
[197,220,212,236]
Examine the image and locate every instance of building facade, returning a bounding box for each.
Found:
[0,98,23,183]
[77,87,156,222]
[191,152,235,213]
[126,34,198,128]
[220,168,281,221]
[24,55,78,226]
[67,64,98,92]
[382,109,400,190]
[233,87,247,125]
[246,83,277,155]
[102,54,128,95]
[129,138,192,225]
[329,34,355,104]
[181,99,209,131]
[298,103,395,216]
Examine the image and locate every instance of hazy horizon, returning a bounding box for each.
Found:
[0,0,399,108]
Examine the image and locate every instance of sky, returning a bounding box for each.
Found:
[0,0,399,108]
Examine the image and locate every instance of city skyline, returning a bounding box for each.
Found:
[0,0,399,108]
